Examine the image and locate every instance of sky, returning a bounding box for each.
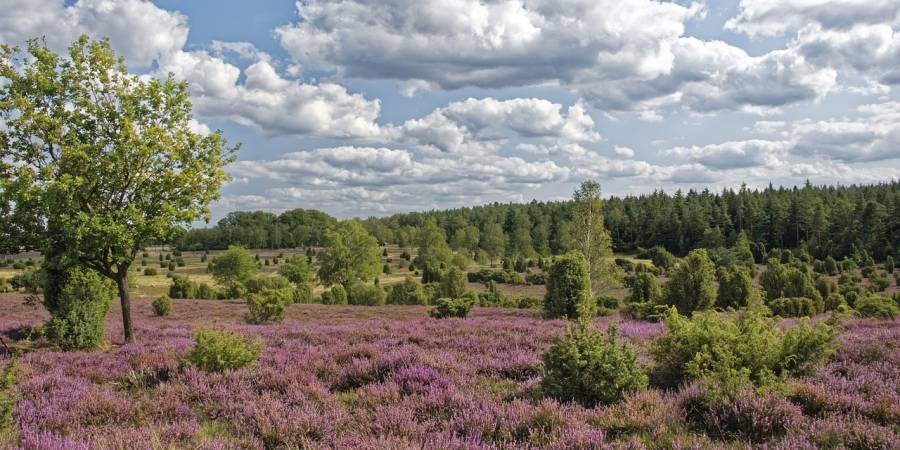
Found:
[2,0,900,220]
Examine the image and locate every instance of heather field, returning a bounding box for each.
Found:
[0,294,897,449]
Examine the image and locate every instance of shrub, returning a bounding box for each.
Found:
[293,283,314,304]
[769,296,824,317]
[0,278,11,294]
[661,248,717,315]
[524,271,548,285]
[429,297,473,319]
[186,329,262,372]
[716,265,752,309]
[320,284,348,305]
[348,282,387,306]
[438,266,468,299]
[477,280,507,307]
[760,261,821,303]
[824,293,847,311]
[517,296,543,309]
[854,295,898,320]
[885,255,895,273]
[815,277,837,298]
[540,324,648,407]
[387,276,429,305]
[143,267,158,276]
[870,271,891,291]
[243,274,291,294]
[824,256,839,275]
[621,301,667,321]
[467,269,525,285]
[595,295,619,316]
[168,275,196,299]
[210,246,258,285]
[646,246,676,273]
[382,263,391,274]
[543,251,593,320]
[45,267,115,350]
[152,295,171,316]
[651,302,838,390]
[167,261,176,271]
[244,289,290,324]
[629,271,661,303]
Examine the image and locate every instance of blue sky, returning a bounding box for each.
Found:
[4,0,900,219]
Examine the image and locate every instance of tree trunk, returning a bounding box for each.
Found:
[115,273,134,343]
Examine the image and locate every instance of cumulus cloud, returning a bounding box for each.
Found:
[157,50,383,138]
[387,98,600,153]
[662,100,900,170]
[276,0,699,90]
[0,0,188,67]
[276,0,843,115]
[661,140,789,170]
[726,0,900,36]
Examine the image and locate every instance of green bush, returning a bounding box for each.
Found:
[438,266,468,299]
[855,295,899,320]
[477,280,507,306]
[661,248,717,315]
[543,251,593,320]
[540,323,648,407]
[517,296,543,309]
[595,295,620,316]
[320,284,348,305]
[524,272,548,285]
[760,261,821,303]
[45,267,115,350]
[186,328,262,373]
[651,303,838,390]
[152,295,171,316]
[0,278,11,294]
[244,289,290,324]
[429,297,473,319]
[243,274,292,294]
[824,293,847,311]
[143,267,158,276]
[387,276,429,305]
[348,282,387,306]
[769,296,824,317]
[621,301,668,321]
[293,283,314,304]
[815,277,837,299]
[169,275,198,299]
[629,271,661,303]
[716,265,752,309]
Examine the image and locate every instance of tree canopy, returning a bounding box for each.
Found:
[0,36,235,342]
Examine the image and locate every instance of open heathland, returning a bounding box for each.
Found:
[0,294,897,449]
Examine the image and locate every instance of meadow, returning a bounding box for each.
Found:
[0,292,897,449]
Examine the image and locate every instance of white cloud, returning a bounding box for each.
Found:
[387,97,600,153]
[661,140,789,169]
[614,146,635,158]
[277,0,699,90]
[157,50,383,138]
[726,0,900,36]
[0,0,188,67]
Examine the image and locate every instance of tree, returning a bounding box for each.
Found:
[438,266,468,299]
[544,251,593,320]
[480,222,507,267]
[629,271,661,303]
[716,265,752,309]
[278,255,313,285]
[211,246,258,286]
[662,248,717,315]
[0,36,234,342]
[317,221,381,288]
[570,181,620,294]
[415,220,453,282]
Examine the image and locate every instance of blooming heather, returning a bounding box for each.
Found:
[0,294,897,448]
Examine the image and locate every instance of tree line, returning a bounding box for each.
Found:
[180,181,900,263]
